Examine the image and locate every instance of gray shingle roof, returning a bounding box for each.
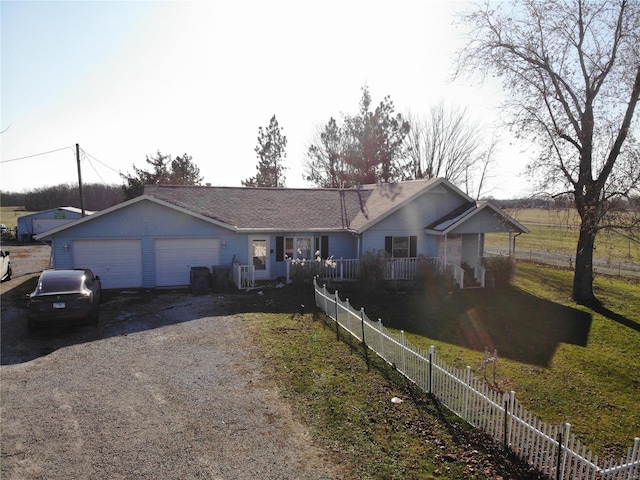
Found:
[144,179,440,232]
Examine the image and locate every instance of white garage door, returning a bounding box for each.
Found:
[73,239,143,289]
[155,238,220,287]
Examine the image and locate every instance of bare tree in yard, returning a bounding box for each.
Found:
[403,102,499,198]
[243,115,288,188]
[457,0,640,306]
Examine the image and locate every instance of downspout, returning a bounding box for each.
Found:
[512,232,522,258]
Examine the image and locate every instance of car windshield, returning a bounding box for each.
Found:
[40,274,83,293]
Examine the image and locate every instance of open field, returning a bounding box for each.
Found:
[0,206,33,231]
[485,208,640,268]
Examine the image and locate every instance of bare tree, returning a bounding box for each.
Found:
[403,101,496,198]
[469,134,500,200]
[457,0,640,306]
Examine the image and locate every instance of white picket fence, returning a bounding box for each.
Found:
[313,278,640,480]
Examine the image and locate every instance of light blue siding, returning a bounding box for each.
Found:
[461,234,480,266]
[359,189,465,258]
[59,201,231,239]
[51,239,72,269]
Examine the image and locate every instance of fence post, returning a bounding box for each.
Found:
[503,391,511,450]
[556,428,563,480]
[360,307,369,371]
[378,319,384,359]
[401,330,406,374]
[557,423,571,480]
[463,366,471,421]
[334,290,340,341]
[428,345,434,396]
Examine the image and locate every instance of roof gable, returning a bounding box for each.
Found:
[34,195,235,240]
[426,201,529,235]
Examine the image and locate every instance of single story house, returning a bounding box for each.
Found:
[18,207,94,242]
[35,178,528,290]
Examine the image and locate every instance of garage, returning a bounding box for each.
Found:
[73,239,143,289]
[155,238,220,287]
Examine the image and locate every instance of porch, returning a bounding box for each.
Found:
[232,257,488,290]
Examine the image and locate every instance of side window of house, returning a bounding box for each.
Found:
[385,236,417,258]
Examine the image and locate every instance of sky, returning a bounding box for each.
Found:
[1,0,534,199]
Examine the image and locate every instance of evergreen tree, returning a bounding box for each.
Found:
[121,151,202,199]
[243,115,288,188]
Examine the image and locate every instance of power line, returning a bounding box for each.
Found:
[81,148,121,175]
[0,145,73,164]
[81,150,107,185]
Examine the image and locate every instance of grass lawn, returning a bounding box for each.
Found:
[239,262,639,477]
[0,206,31,231]
[325,263,640,458]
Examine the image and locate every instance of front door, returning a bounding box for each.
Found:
[249,236,270,280]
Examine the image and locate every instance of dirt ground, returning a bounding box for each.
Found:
[0,244,342,479]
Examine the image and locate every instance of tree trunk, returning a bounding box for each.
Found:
[572,224,598,306]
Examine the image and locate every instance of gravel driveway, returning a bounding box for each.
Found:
[0,244,342,479]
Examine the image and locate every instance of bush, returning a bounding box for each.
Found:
[483,256,516,288]
[358,249,387,291]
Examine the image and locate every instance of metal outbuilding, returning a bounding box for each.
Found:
[17,207,93,242]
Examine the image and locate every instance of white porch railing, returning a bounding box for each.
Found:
[285,257,443,284]
[475,263,486,288]
[449,263,465,288]
[236,256,485,289]
[233,262,255,290]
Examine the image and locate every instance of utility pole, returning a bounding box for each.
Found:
[76,143,85,217]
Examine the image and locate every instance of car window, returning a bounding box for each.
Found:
[40,276,83,293]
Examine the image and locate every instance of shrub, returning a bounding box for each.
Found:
[482,255,516,288]
[358,249,387,291]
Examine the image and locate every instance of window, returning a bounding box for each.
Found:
[285,237,294,260]
[296,237,312,260]
[276,235,329,261]
[315,236,329,259]
[385,236,417,258]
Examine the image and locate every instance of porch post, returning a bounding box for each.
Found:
[443,234,448,268]
[508,232,513,257]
